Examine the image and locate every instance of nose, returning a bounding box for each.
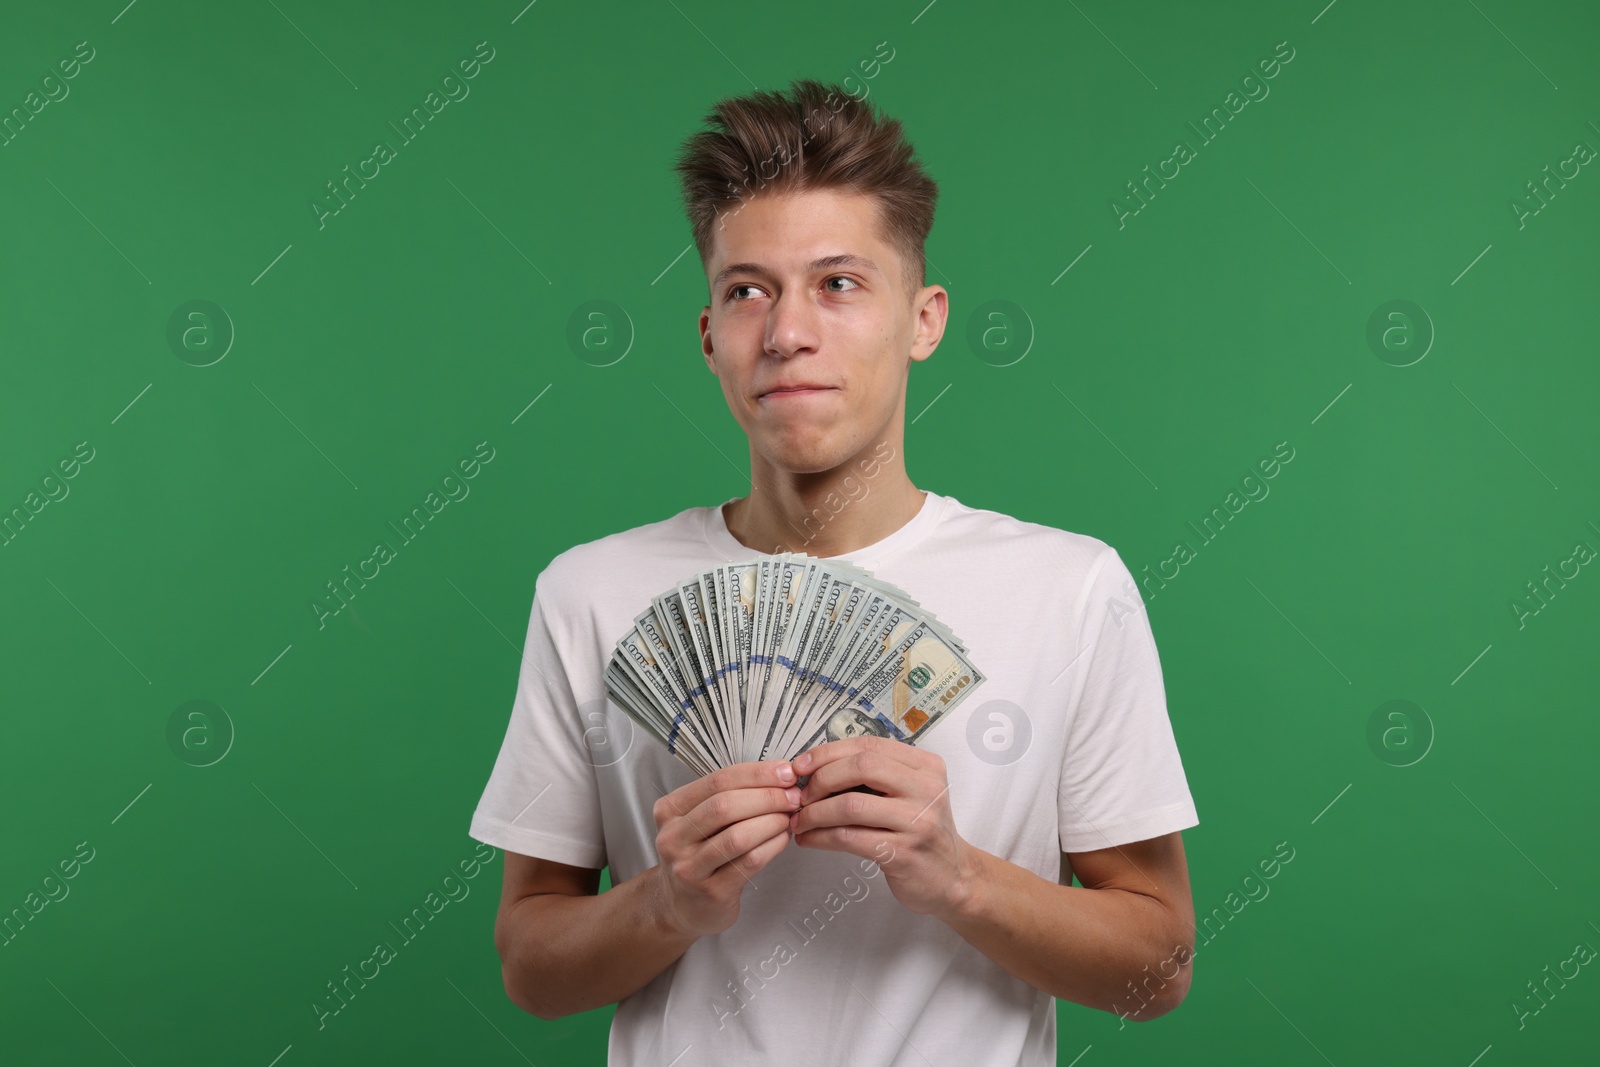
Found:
[764,286,820,358]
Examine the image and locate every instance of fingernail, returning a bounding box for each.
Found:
[784,787,801,807]
[795,752,813,772]
[777,763,796,784]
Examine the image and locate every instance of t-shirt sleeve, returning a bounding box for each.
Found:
[468,570,608,869]
[1057,545,1199,853]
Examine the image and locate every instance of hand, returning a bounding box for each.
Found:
[790,735,978,919]
[651,760,802,938]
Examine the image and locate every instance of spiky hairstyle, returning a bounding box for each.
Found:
[673,78,939,301]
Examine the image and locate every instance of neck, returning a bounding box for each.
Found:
[723,440,923,558]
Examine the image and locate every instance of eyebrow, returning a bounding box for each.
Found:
[711,253,883,293]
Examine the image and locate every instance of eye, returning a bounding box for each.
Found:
[727,276,859,301]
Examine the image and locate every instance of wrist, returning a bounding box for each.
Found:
[937,841,991,925]
[645,865,699,944]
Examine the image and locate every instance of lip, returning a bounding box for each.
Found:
[759,385,836,398]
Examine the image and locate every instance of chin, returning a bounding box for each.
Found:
[760,438,857,475]
[768,452,841,475]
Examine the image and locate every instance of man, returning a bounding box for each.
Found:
[469,78,1199,1064]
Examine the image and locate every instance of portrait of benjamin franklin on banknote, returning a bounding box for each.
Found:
[824,705,893,743]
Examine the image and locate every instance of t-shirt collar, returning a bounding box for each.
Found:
[702,489,945,569]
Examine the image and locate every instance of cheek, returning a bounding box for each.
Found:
[725,380,756,423]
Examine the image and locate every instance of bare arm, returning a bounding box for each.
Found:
[943,832,1195,1024]
[494,760,803,1019]
[789,737,1196,1024]
[493,855,689,1019]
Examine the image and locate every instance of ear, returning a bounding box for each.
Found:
[909,285,948,364]
[699,306,716,372]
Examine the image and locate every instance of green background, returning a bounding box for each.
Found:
[2,0,1596,1063]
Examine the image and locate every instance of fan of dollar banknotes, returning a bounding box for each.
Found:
[603,552,986,778]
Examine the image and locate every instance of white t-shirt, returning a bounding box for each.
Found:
[468,490,1199,1066]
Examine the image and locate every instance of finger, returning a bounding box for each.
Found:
[662,783,802,858]
[798,746,919,805]
[795,734,920,779]
[793,824,889,857]
[655,760,795,828]
[664,760,795,818]
[695,813,792,883]
[710,825,791,887]
[791,787,905,836]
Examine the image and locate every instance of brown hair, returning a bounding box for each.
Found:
[673,78,939,303]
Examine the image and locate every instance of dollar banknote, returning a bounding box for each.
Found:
[604,552,985,777]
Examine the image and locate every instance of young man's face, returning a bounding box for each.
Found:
[698,187,945,476]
